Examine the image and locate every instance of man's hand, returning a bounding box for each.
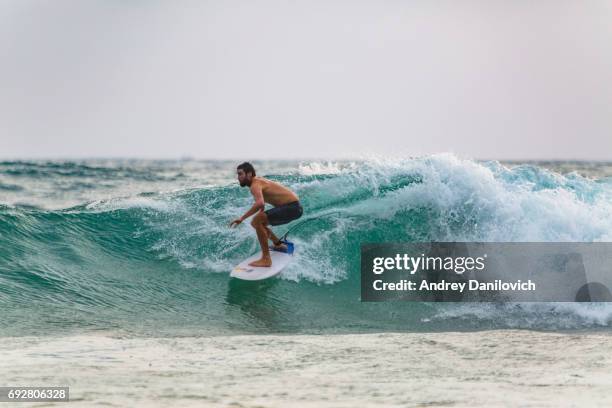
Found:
[230,182,264,229]
[229,218,243,228]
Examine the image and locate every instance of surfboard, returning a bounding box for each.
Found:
[230,243,295,281]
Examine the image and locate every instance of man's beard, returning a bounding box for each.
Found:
[239,180,251,187]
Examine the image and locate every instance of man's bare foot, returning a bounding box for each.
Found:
[249,257,272,267]
[272,242,287,252]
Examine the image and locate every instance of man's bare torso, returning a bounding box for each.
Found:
[252,177,299,207]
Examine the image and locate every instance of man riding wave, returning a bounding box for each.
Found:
[230,162,303,267]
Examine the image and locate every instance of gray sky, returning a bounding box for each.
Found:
[1,0,611,160]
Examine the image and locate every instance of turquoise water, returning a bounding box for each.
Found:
[1,154,612,336]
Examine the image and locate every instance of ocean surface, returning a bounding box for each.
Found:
[2,154,612,407]
[1,154,612,338]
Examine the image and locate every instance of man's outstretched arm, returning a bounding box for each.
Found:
[229,183,265,227]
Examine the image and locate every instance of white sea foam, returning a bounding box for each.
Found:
[1,330,611,407]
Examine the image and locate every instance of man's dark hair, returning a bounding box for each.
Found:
[237,162,256,176]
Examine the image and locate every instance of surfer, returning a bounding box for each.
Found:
[229,162,303,267]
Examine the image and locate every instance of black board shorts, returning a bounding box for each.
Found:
[265,201,303,226]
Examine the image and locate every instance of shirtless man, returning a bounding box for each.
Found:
[229,162,303,267]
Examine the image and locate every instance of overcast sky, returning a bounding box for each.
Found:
[1,0,611,160]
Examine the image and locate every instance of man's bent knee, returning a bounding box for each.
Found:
[250,212,268,228]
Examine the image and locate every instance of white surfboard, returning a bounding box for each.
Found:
[230,247,294,281]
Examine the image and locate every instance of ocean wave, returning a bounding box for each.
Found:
[1,154,611,335]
